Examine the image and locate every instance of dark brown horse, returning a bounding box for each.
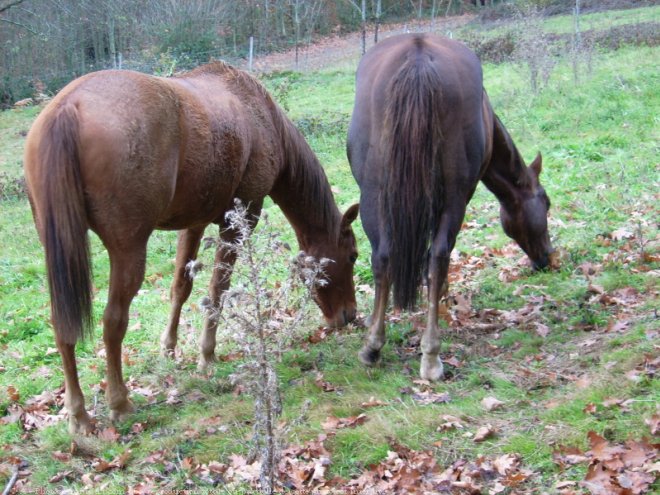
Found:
[24,61,359,434]
[347,34,553,381]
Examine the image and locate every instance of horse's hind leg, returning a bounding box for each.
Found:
[421,209,464,381]
[57,338,93,434]
[161,226,206,357]
[198,200,263,371]
[103,245,148,422]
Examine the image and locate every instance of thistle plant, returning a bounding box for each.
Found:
[210,199,330,494]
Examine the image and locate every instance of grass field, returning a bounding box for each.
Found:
[0,6,658,494]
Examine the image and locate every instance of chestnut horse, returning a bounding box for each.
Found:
[24,61,359,434]
[347,34,553,381]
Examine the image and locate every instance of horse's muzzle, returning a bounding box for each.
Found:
[532,247,555,271]
[326,306,357,327]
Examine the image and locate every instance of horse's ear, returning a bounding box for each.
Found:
[341,203,360,231]
[530,153,542,177]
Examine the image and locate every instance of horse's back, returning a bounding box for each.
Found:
[25,65,282,238]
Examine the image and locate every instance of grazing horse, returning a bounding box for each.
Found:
[347,34,553,381]
[24,61,359,434]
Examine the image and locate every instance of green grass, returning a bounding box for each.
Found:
[1,7,659,494]
[540,5,660,35]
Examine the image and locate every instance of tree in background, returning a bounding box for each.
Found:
[1,0,483,106]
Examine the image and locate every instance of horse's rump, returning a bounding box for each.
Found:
[381,36,444,310]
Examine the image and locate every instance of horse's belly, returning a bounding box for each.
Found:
[156,180,234,230]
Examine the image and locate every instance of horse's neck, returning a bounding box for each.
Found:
[481,115,529,206]
[270,120,340,250]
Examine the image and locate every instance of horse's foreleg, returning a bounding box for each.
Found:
[198,200,262,371]
[103,247,147,423]
[359,250,390,366]
[57,337,93,434]
[161,226,205,357]
[421,211,462,381]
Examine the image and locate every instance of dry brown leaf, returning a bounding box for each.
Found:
[321,413,368,431]
[583,403,598,415]
[51,451,72,462]
[610,228,634,241]
[444,356,463,368]
[360,397,386,408]
[645,414,659,435]
[49,470,74,483]
[97,426,120,442]
[411,390,451,405]
[535,322,551,337]
[481,396,505,411]
[314,373,341,392]
[473,424,496,442]
[492,453,519,476]
[180,457,197,472]
[575,375,592,389]
[6,385,19,402]
[437,414,464,432]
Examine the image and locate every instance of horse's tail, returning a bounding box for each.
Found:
[36,103,93,345]
[382,37,443,310]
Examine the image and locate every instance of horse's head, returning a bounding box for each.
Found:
[306,204,360,327]
[500,154,554,270]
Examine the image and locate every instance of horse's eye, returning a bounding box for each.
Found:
[349,253,358,264]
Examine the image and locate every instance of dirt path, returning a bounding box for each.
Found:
[240,14,475,74]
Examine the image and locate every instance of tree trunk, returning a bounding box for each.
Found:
[374,0,381,43]
[294,0,300,69]
[361,0,366,54]
[108,17,116,68]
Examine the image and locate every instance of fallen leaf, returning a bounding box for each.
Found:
[474,424,496,442]
[7,385,19,402]
[51,451,72,462]
[645,414,659,435]
[583,403,597,415]
[437,414,464,432]
[360,397,386,408]
[97,426,120,442]
[49,470,74,483]
[444,356,463,368]
[411,390,451,405]
[575,375,592,389]
[481,396,505,412]
[535,322,551,337]
[314,373,341,392]
[322,414,368,431]
[493,453,519,476]
[610,228,634,241]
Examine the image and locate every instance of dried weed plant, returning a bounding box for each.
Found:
[512,6,557,94]
[207,199,329,494]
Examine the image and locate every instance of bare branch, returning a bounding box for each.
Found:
[0,0,25,15]
[0,16,37,34]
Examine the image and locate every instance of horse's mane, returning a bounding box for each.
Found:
[492,114,533,189]
[274,110,341,239]
[178,60,269,99]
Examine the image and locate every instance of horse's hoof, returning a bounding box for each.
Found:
[197,353,217,372]
[161,346,175,359]
[358,347,381,367]
[420,354,445,382]
[69,413,94,435]
[109,399,135,424]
